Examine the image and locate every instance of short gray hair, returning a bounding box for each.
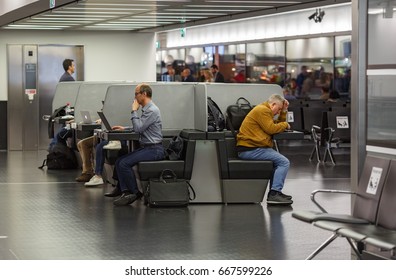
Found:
[268,94,285,105]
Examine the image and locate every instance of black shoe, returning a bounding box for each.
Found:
[279,192,292,200]
[113,191,143,206]
[267,191,293,205]
[104,187,122,197]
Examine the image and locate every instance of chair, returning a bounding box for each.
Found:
[215,134,273,203]
[323,110,351,164]
[309,125,322,162]
[292,155,391,259]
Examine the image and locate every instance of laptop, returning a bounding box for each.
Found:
[97,111,132,133]
[80,111,94,124]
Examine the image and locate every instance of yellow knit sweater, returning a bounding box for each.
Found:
[237,101,288,148]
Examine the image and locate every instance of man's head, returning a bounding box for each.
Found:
[63,59,75,73]
[134,83,152,106]
[268,94,286,115]
[210,64,219,74]
[181,68,191,78]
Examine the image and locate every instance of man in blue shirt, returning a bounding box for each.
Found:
[110,83,165,206]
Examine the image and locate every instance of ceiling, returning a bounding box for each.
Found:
[0,0,351,32]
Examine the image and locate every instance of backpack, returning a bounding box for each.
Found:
[38,143,78,170]
[207,97,225,132]
[165,135,184,160]
[48,105,68,138]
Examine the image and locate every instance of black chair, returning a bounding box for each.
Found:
[323,109,351,164]
[138,130,205,182]
[215,135,273,203]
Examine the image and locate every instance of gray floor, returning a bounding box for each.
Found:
[0,140,352,260]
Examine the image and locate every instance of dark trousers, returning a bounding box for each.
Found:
[114,145,164,194]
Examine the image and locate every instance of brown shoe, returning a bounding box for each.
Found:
[75,173,93,182]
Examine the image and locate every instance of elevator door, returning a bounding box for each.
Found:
[7,44,84,151]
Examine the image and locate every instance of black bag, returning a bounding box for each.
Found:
[145,169,196,207]
[48,105,68,139]
[226,97,254,134]
[207,97,225,132]
[165,135,184,160]
[38,143,78,170]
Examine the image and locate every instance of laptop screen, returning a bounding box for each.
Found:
[97,111,112,131]
[80,111,93,124]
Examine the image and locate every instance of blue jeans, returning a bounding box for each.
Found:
[238,148,290,192]
[115,145,165,194]
[94,140,109,175]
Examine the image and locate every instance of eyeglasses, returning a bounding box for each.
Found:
[135,91,142,97]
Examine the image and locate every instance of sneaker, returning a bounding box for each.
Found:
[75,173,93,182]
[279,192,292,200]
[103,141,121,150]
[84,175,104,186]
[267,191,293,205]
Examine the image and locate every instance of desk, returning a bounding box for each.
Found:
[76,123,101,140]
[273,130,304,152]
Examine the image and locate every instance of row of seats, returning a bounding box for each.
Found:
[103,129,274,204]
[288,101,351,134]
[292,155,396,260]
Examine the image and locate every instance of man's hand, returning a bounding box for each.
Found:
[111,125,125,131]
[282,100,289,111]
[132,99,139,111]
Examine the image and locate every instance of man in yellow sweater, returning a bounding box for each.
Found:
[237,94,292,205]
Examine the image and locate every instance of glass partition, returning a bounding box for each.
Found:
[246,41,286,85]
[157,49,185,81]
[286,37,334,99]
[335,35,352,98]
[367,2,396,148]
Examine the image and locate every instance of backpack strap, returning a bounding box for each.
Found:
[38,159,47,169]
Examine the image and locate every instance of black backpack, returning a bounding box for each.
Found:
[165,135,184,160]
[207,97,225,132]
[39,143,78,170]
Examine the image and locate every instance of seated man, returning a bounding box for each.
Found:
[236,94,293,205]
[110,83,165,206]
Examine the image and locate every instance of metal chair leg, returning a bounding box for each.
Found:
[306,232,339,260]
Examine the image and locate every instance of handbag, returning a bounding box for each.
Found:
[226,97,254,134]
[145,169,196,207]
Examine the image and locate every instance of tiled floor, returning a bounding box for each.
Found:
[0,140,352,260]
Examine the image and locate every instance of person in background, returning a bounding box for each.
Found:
[162,64,175,81]
[202,69,214,82]
[296,65,308,96]
[232,69,246,83]
[283,86,297,101]
[59,59,75,82]
[48,58,76,151]
[326,90,341,103]
[181,68,196,82]
[319,86,330,100]
[236,94,292,205]
[210,64,225,82]
[110,84,165,206]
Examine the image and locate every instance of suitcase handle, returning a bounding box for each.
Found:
[236,97,252,108]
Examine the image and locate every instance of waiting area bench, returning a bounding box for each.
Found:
[292,155,396,259]
[209,131,273,203]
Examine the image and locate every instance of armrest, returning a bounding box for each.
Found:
[310,189,356,213]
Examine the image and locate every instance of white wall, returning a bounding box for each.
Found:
[0,30,156,100]
[161,4,351,48]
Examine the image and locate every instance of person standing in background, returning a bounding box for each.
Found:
[210,64,225,82]
[59,59,75,82]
